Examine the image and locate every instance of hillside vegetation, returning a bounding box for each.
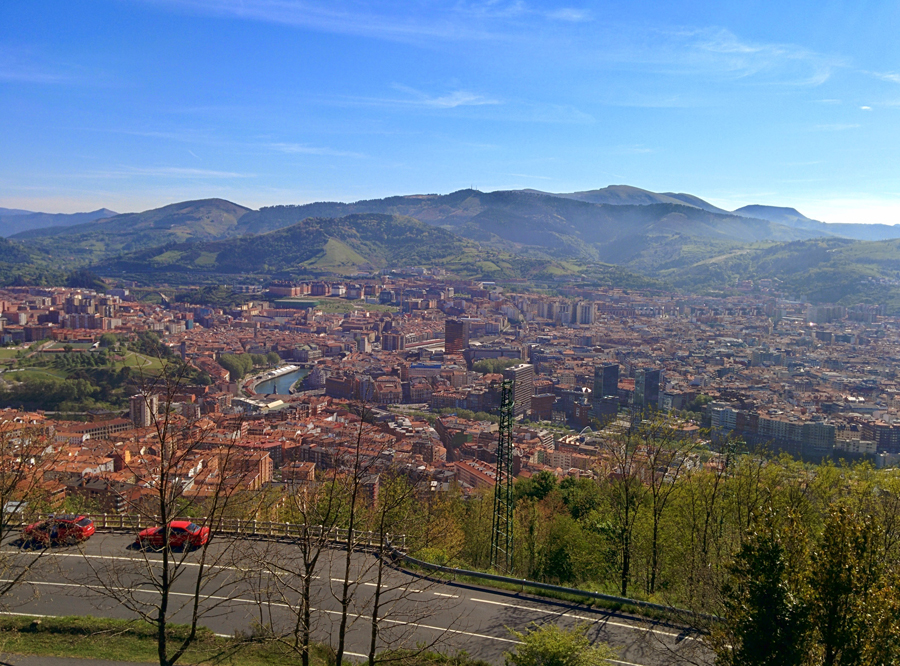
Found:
[14,199,251,260]
[6,187,900,309]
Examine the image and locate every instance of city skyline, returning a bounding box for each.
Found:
[2,1,900,224]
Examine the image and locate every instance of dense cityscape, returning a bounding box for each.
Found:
[5,1,900,664]
[1,274,896,502]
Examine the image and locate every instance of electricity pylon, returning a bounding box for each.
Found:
[490,379,515,573]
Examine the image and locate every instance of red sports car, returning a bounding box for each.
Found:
[23,515,95,546]
[136,521,210,550]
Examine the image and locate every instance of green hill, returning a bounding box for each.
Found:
[232,190,817,264]
[660,237,900,311]
[13,199,251,261]
[94,213,480,275]
[0,208,117,237]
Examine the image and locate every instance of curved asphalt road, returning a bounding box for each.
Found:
[0,533,710,665]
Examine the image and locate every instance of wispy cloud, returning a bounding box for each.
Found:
[860,105,872,111]
[0,47,75,84]
[146,2,838,88]
[81,166,253,179]
[268,143,367,158]
[547,8,591,22]
[389,84,501,108]
[870,71,900,83]
[504,173,553,180]
[612,144,655,155]
[662,27,842,86]
[812,123,860,131]
[146,0,503,44]
[130,166,251,178]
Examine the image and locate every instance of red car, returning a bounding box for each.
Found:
[23,515,95,546]
[136,521,210,550]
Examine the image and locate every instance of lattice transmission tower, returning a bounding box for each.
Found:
[490,379,515,573]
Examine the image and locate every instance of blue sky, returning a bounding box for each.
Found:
[2,1,900,224]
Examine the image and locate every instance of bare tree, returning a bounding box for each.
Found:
[640,419,703,596]
[243,459,345,666]
[362,470,424,666]
[79,358,257,666]
[599,418,648,598]
[247,397,460,664]
[0,418,61,603]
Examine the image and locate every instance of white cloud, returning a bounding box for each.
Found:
[812,123,860,131]
[390,84,501,108]
[0,47,74,84]
[871,71,900,83]
[268,143,367,158]
[421,91,500,108]
[504,173,553,180]
[146,2,840,88]
[146,0,502,44]
[547,8,590,22]
[672,27,842,86]
[77,166,253,179]
[860,105,872,110]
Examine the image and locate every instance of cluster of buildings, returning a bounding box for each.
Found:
[2,273,900,517]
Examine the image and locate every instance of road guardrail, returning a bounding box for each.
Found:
[391,544,716,621]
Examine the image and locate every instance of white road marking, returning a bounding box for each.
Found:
[469,597,696,641]
[1,549,248,573]
[433,592,458,598]
[0,584,664,664]
[0,580,524,646]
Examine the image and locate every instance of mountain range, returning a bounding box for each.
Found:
[0,207,117,237]
[4,185,900,309]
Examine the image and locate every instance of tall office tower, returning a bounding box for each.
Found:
[594,363,619,399]
[444,318,470,354]
[130,393,159,427]
[503,363,535,417]
[634,368,662,414]
[592,363,620,420]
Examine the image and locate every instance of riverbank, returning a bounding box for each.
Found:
[251,365,310,395]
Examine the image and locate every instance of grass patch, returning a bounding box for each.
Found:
[0,615,489,666]
[5,368,69,381]
[194,251,219,267]
[117,352,167,373]
[149,250,185,265]
[0,615,330,665]
[302,238,370,272]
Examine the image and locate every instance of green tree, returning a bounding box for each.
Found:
[713,530,809,666]
[265,351,280,366]
[516,470,558,502]
[218,353,251,380]
[473,358,520,375]
[133,331,172,358]
[506,623,617,666]
[809,504,884,666]
[65,268,106,291]
[98,333,117,348]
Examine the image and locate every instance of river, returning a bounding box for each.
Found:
[254,367,309,395]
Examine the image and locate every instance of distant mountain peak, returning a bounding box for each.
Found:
[734,204,812,221]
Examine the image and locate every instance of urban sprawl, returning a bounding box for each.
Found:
[0,272,895,514]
